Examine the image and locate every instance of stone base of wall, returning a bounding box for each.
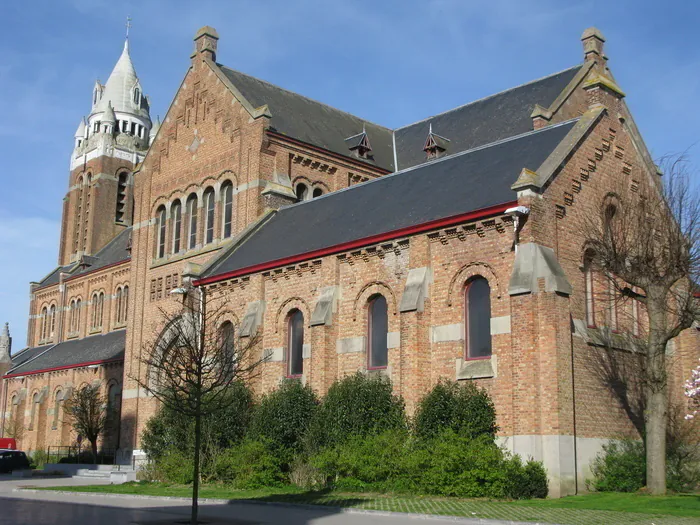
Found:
[497,434,608,498]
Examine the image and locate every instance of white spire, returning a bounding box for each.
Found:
[0,322,11,364]
[91,38,149,120]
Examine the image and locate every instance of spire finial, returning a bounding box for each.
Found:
[429,122,433,134]
[126,16,132,39]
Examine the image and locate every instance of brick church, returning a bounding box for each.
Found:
[1,26,698,497]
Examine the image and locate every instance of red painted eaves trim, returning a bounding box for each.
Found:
[3,357,123,379]
[194,200,518,287]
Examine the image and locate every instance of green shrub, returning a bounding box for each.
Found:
[590,439,646,492]
[249,379,319,461]
[30,450,49,469]
[213,439,285,489]
[307,373,406,450]
[310,430,410,492]
[503,454,550,499]
[414,380,498,441]
[157,449,194,484]
[141,380,254,460]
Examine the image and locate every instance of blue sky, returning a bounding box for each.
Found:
[1,0,699,349]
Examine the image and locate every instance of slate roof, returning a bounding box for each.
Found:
[9,344,54,370]
[394,66,583,169]
[218,64,582,174]
[37,228,131,288]
[202,119,577,281]
[219,66,396,171]
[6,330,125,377]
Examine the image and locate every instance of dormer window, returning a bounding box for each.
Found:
[345,127,373,159]
[133,87,140,105]
[423,124,450,159]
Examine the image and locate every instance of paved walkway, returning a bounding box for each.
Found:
[0,475,546,525]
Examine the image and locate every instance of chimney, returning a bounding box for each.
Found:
[192,26,219,64]
[581,27,606,65]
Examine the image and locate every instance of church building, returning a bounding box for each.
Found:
[1,26,698,497]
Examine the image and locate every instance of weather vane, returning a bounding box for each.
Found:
[126,16,132,39]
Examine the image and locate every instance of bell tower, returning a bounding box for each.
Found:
[58,32,153,265]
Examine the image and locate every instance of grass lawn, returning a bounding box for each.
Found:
[36,483,700,525]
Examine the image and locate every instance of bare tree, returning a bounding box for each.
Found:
[135,285,264,525]
[582,155,700,494]
[63,384,107,463]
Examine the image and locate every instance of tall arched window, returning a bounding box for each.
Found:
[204,188,215,244]
[222,182,234,239]
[583,250,596,328]
[92,292,104,329]
[171,200,182,253]
[49,305,56,338]
[115,172,128,222]
[121,285,129,323]
[52,390,63,430]
[30,393,39,431]
[219,321,234,361]
[368,295,388,369]
[133,87,140,104]
[115,288,123,324]
[295,183,308,201]
[465,277,492,359]
[287,309,304,377]
[156,206,167,259]
[75,299,81,332]
[40,306,48,341]
[187,194,198,250]
[68,300,76,333]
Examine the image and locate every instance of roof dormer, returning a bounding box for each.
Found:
[345,125,373,159]
[423,123,450,159]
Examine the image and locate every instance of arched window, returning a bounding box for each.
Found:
[133,87,140,104]
[115,288,123,324]
[312,188,323,199]
[222,182,234,239]
[121,285,129,323]
[75,299,81,332]
[368,295,388,369]
[295,183,308,202]
[30,393,39,431]
[287,309,304,377]
[49,305,56,338]
[40,306,48,341]
[92,292,104,329]
[171,200,182,253]
[115,172,128,222]
[68,300,76,333]
[106,384,122,427]
[204,188,215,244]
[52,390,63,430]
[583,250,596,328]
[187,194,198,250]
[219,321,234,360]
[156,206,167,259]
[465,277,492,359]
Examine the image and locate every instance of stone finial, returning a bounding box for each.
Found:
[192,26,219,62]
[581,27,606,62]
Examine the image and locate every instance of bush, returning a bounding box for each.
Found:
[311,430,547,499]
[141,380,254,460]
[590,439,646,492]
[414,380,498,441]
[307,373,406,450]
[213,439,285,489]
[249,379,319,461]
[157,449,194,484]
[311,430,410,492]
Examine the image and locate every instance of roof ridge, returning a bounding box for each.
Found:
[279,118,580,209]
[218,65,393,133]
[394,64,583,132]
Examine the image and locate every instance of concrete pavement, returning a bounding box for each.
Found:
[0,475,553,525]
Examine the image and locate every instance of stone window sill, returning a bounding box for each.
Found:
[67,332,79,340]
[456,355,497,380]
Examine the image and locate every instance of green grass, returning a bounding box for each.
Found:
[35,483,700,525]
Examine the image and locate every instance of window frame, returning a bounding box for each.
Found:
[367,294,389,370]
[583,251,596,329]
[286,309,304,378]
[204,188,215,245]
[187,194,198,250]
[222,182,234,239]
[464,276,492,360]
[171,200,182,253]
[156,206,167,259]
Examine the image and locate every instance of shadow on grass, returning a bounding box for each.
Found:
[235,487,368,509]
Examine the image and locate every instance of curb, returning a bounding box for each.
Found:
[13,488,560,525]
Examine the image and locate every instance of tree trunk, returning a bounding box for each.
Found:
[645,297,669,495]
[91,439,98,464]
[191,409,202,525]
